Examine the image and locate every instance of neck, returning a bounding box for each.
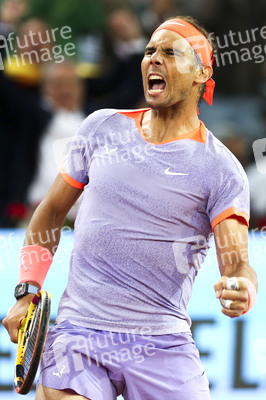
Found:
[142,104,200,144]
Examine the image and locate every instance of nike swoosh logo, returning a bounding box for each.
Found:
[164,168,189,176]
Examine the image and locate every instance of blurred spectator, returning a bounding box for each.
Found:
[221,135,252,170]
[41,61,84,112]
[108,8,145,55]
[27,0,105,38]
[27,62,86,224]
[0,69,51,226]
[0,0,27,67]
[27,0,105,66]
[0,0,96,226]
[0,3,52,226]
[87,8,147,109]
[215,122,253,170]
[139,0,178,36]
[4,18,52,87]
[0,59,89,227]
[0,0,27,27]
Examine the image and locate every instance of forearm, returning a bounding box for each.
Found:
[214,218,258,290]
[20,175,81,288]
[221,261,258,291]
[24,199,66,255]
[4,171,81,342]
[19,199,66,288]
[214,219,258,316]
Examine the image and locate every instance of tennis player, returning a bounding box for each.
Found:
[3,16,258,400]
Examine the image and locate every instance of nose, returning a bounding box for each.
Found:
[150,49,163,65]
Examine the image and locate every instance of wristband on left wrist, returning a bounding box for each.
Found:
[19,245,53,288]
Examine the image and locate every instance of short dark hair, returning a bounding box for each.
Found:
[166,15,218,104]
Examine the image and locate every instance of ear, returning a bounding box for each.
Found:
[194,65,213,84]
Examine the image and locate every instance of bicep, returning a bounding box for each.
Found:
[37,173,83,219]
[214,218,249,276]
[24,174,83,249]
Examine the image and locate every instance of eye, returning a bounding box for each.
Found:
[165,49,175,56]
[166,49,182,57]
[145,48,155,56]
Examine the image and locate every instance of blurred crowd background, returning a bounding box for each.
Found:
[0,0,265,229]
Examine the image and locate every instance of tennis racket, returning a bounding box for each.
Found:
[14,290,51,395]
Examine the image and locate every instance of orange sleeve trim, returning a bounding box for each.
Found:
[211,207,249,230]
[60,167,86,190]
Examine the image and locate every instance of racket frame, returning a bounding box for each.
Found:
[14,289,51,395]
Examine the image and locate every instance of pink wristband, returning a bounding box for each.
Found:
[239,277,257,313]
[19,245,53,288]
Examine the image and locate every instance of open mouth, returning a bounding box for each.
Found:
[148,74,166,94]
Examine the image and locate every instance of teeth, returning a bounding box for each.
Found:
[149,89,164,93]
[149,74,164,80]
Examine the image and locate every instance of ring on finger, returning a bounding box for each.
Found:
[222,299,232,309]
[227,277,239,291]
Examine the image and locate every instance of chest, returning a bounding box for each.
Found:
[87,133,208,223]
